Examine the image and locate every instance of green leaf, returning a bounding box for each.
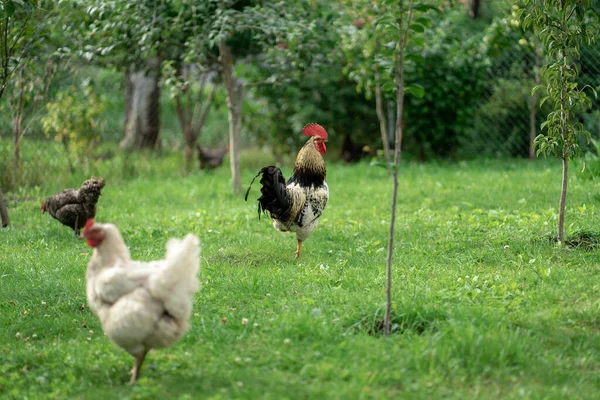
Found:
[531,84,544,96]
[409,24,425,33]
[405,84,425,98]
[382,82,396,93]
[405,55,425,65]
[413,4,440,13]
[5,1,15,17]
[412,36,426,47]
[414,17,432,27]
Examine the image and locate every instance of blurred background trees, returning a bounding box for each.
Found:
[0,0,599,193]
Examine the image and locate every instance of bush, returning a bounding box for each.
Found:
[41,82,104,173]
[401,8,490,160]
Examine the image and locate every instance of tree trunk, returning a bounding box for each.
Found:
[387,101,395,147]
[468,0,481,19]
[558,156,568,243]
[124,69,134,137]
[13,111,22,181]
[121,61,161,151]
[384,0,414,337]
[12,70,25,184]
[220,41,243,193]
[374,39,391,171]
[173,68,218,173]
[0,189,9,227]
[174,95,196,172]
[375,73,391,171]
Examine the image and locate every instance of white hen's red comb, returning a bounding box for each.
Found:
[83,218,95,235]
[302,123,328,139]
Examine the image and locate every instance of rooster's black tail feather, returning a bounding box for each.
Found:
[245,166,292,221]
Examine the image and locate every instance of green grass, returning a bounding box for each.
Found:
[1,153,600,399]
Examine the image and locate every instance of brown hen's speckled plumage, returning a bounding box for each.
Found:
[197,144,229,169]
[42,177,105,235]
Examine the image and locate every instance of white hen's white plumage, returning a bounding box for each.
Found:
[85,223,200,382]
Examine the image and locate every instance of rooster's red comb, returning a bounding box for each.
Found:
[83,219,95,235]
[302,123,328,140]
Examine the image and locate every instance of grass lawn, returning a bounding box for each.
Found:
[1,156,599,399]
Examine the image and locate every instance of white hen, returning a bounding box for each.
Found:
[82,219,200,384]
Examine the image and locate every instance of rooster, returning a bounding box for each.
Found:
[197,144,229,169]
[41,177,105,236]
[245,123,329,258]
[82,219,201,384]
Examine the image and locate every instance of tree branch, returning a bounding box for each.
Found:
[173,94,188,134]
[194,83,217,134]
[8,14,31,55]
[1,11,9,99]
[242,79,273,88]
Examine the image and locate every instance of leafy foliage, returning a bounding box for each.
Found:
[0,0,39,100]
[340,2,511,160]
[237,1,380,155]
[521,0,599,159]
[41,82,104,172]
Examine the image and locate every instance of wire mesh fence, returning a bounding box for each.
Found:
[462,42,600,158]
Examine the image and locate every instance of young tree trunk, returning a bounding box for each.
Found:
[384,0,414,336]
[12,72,25,183]
[374,39,391,170]
[121,61,161,151]
[184,131,195,172]
[557,56,569,244]
[173,69,218,173]
[174,96,196,172]
[124,69,134,137]
[558,156,568,243]
[12,112,22,181]
[375,74,391,171]
[0,189,9,227]
[219,41,243,193]
[387,101,395,147]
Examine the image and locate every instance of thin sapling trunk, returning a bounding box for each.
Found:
[219,41,243,193]
[375,73,391,171]
[384,0,414,336]
[558,156,568,243]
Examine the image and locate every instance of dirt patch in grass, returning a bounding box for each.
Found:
[349,309,446,337]
[539,230,600,251]
[564,231,600,251]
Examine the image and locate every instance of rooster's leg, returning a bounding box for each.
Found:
[128,350,148,385]
[295,240,303,259]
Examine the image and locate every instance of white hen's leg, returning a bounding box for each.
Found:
[128,350,148,385]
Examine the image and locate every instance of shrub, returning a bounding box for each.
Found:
[41,82,104,173]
